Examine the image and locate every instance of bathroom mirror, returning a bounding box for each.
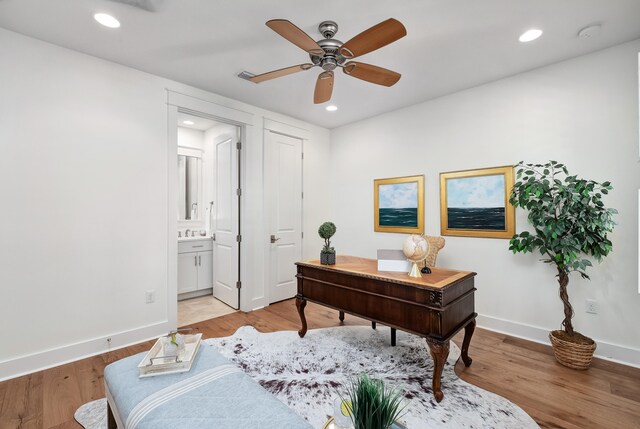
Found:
[178,154,201,221]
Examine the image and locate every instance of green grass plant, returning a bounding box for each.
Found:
[344,374,406,429]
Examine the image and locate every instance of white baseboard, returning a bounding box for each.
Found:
[0,321,172,382]
[476,314,640,368]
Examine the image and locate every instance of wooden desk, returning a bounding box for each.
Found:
[295,255,477,402]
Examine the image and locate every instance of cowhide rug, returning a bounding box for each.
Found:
[75,325,538,429]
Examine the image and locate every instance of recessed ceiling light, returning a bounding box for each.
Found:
[519,29,542,43]
[325,105,338,112]
[182,120,195,125]
[94,13,120,29]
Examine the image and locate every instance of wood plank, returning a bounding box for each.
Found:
[0,372,43,429]
[452,328,640,429]
[42,363,82,428]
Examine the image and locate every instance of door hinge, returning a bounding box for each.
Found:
[301,231,304,239]
[301,152,304,160]
[236,235,242,242]
[301,191,304,199]
[236,188,242,196]
[212,233,216,241]
[236,141,242,150]
[236,281,242,289]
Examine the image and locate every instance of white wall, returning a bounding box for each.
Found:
[177,127,205,150]
[0,27,331,380]
[330,39,640,365]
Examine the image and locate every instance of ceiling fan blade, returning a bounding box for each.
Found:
[339,18,407,59]
[249,64,314,84]
[343,62,401,87]
[266,19,325,56]
[314,71,334,104]
[106,0,159,12]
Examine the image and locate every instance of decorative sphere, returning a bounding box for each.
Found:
[402,234,429,263]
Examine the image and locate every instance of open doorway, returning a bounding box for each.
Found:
[176,111,241,327]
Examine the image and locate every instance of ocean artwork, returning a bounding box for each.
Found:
[446,174,506,230]
[378,182,419,228]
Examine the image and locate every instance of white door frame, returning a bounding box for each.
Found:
[167,91,254,329]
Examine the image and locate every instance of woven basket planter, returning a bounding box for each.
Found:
[320,252,336,265]
[549,330,596,370]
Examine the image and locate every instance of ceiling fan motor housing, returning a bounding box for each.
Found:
[311,21,346,71]
[318,20,338,38]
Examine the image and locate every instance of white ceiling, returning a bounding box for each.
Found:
[1,0,639,129]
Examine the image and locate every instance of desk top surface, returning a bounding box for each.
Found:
[297,255,475,290]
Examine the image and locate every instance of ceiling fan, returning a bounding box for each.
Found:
[248,18,407,104]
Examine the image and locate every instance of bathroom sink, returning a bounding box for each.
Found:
[178,235,211,242]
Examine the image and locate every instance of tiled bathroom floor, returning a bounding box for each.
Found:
[178,295,238,327]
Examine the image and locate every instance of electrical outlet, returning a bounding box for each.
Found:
[586,299,598,314]
[145,290,156,304]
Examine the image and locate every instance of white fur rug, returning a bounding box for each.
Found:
[75,325,538,429]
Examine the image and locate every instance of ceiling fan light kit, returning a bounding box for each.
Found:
[248,18,407,104]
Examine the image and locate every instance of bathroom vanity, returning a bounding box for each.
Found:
[177,237,213,300]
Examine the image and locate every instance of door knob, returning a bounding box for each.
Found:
[270,234,281,243]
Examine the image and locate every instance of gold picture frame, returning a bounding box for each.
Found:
[374,175,424,234]
[439,166,515,239]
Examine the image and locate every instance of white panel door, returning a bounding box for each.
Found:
[212,137,239,309]
[265,131,302,304]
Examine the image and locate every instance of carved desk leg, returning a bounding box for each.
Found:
[339,311,345,323]
[461,318,476,367]
[426,338,450,403]
[296,295,308,338]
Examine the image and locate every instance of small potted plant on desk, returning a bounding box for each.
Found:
[509,161,616,370]
[318,221,337,265]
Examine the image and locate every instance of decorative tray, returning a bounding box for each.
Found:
[137,333,202,377]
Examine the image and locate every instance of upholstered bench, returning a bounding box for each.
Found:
[104,343,313,429]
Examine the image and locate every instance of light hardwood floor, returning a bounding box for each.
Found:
[0,299,638,429]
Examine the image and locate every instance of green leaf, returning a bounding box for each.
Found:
[508,161,615,281]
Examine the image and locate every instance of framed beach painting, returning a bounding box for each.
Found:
[374,175,424,234]
[439,166,515,239]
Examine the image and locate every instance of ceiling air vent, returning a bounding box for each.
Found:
[237,71,256,81]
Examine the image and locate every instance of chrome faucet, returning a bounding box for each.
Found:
[185,229,191,237]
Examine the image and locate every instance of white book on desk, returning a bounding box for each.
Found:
[377,249,411,272]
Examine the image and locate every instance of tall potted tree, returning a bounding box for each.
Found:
[509,161,616,370]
